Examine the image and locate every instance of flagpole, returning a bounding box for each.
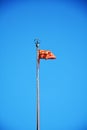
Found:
[35,39,40,130]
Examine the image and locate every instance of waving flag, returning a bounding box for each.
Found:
[39,50,56,60]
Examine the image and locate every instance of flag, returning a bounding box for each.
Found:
[38,50,56,60]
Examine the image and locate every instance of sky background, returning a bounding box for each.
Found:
[0,0,87,130]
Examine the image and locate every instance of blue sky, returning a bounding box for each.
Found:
[0,0,87,130]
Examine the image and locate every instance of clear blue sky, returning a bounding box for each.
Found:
[0,0,87,130]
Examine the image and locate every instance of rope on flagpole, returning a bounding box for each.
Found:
[35,39,40,130]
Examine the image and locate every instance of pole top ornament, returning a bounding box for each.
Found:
[34,38,40,48]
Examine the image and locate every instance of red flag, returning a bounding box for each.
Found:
[39,50,56,60]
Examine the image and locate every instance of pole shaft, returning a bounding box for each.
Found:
[36,42,40,130]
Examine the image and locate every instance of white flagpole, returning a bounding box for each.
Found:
[35,39,40,130]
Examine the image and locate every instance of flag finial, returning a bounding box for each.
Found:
[34,38,40,48]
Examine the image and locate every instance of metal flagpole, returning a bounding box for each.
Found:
[35,39,40,130]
